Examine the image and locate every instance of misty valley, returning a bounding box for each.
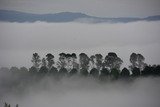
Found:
[0,6,160,107]
[0,52,160,107]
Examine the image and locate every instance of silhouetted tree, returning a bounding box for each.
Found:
[90,55,96,69]
[104,52,123,70]
[131,67,140,77]
[65,53,73,71]
[100,68,110,76]
[29,66,38,73]
[129,53,137,69]
[79,53,90,69]
[80,68,88,76]
[4,102,10,107]
[42,58,47,67]
[71,53,79,70]
[141,65,153,76]
[110,68,120,79]
[10,67,19,73]
[31,53,41,69]
[137,54,147,70]
[120,68,130,77]
[90,68,99,78]
[99,68,110,81]
[153,65,160,76]
[57,53,67,69]
[95,54,103,71]
[49,66,58,76]
[20,67,28,72]
[39,66,48,74]
[69,68,78,76]
[46,53,54,69]
[79,53,90,76]
[59,67,68,76]
[129,53,147,71]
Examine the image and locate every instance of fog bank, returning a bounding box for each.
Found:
[0,21,160,67]
[0,71,160,107]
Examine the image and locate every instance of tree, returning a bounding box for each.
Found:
[42,58,47,67]
[65,53,73,72]
[153,65,160,76]
[29,66,38,73]
[120,68,130,77]
[57,53,67,69]
[80,68,88,76]
[79,53,90,76]
[31,53,41,69]
[137,54,147,70]
[20,67,28,72]
[99,68,110,81]
[59,67,68,76]
[129,53,137,69]
[95,54,103,71]
[110,68,120,79]
[129,53,147,71]
[71,53,79,70]
[141,65,153,76]
[90,55,96,69]
[39,66,48,74]
[100,68,110,76]
[104,52,123,70]
[79,53,90,69]
[131,67,140,77]
[49,66,58,76]
[46,53,54,69]
[69,68,78,76]
[10,67,19,73]
[4,102,10,107]
[90,68,99,78]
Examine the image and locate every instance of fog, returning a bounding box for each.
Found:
[0,21,160,67]
[0,70,160,107]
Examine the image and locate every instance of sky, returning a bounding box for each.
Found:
[0,0,160,17]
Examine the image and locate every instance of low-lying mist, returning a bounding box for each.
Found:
[0,71,160,107]
[0,21,160,67]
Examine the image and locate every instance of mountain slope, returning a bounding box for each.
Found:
[0,10,160,23]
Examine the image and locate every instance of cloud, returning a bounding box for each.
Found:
[0,71,160,107]
[0,21,160,67]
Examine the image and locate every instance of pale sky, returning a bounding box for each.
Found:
[0,0,160,17]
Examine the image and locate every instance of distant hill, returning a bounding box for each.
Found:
[0,10,160,23]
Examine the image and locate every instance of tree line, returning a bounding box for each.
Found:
[1,52,160,79]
